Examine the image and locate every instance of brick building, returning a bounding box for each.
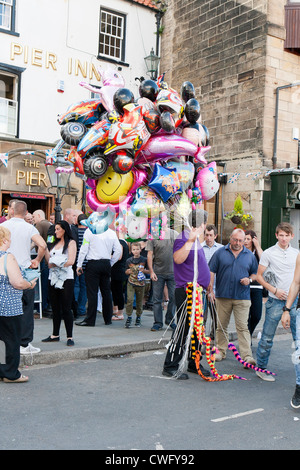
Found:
[159,0,300,247]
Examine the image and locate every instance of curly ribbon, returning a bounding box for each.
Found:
[186,283,245,381]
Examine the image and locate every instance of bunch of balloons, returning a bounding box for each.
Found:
[47,66,220,238]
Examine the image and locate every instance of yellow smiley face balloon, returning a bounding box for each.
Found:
[95,166,134,204]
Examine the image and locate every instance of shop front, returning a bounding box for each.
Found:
[0,149,54,218]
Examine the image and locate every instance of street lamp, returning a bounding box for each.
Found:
[45,150,72,223]
[144,48,160,80]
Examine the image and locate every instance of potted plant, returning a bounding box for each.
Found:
[224,194,253,227]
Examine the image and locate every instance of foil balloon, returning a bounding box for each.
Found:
[126,213,148,242]
[131,186,165,217]
[148,163,181,203]
[79,66,125,113]
[164,161,194,191]
[81,210,115,234]
[195,161,219,200]
[148,213,168,240]
[134,134,209,166]
[86,166,147,212]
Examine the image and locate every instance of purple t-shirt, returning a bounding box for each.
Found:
[173,231,210,289]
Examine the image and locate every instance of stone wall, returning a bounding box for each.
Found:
[160,0,300,240]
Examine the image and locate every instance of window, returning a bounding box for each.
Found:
[0,64,24,137]
[0,0,18,35]
[98,8,126,63]
[285,1,300,52]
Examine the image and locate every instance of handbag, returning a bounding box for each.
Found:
[22,268,40,282]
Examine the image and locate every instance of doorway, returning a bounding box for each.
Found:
[0,191,54,219]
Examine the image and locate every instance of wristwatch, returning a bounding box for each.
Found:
[283,306,291,312]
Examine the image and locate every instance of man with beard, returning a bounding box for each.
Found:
[208,228,258,364]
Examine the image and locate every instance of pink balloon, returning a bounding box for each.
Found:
[135,134,209,166]
[195,162,219,200]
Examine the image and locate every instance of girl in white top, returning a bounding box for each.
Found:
[43,221,76,346]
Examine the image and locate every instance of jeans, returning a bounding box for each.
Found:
[294,310,300,385]
[256,297,298,370]
[40,258,49,311]
[152,274,175,328]
[74,272,87,316]
[21,288,35,347]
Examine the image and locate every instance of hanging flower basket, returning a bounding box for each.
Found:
[230,215,242,225]
[223,194,253,227]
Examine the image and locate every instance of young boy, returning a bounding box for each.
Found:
[125,242,148,327]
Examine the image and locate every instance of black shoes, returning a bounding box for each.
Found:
[188,363,211,377]
[75,320,94,327]
[162,369,189,380]
[42,336,60,342]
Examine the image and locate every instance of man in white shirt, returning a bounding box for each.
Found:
[3,200,46,354]
[255,222,299,381]
[75,226,122,326]
[201,224,223,265]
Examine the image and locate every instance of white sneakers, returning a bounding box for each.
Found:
[20,343,41,355]
[255,370,275,382]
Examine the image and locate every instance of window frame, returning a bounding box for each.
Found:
[0,0,19,37]
[0,63,25,138]
[284,1,300,53]
[97,7,128,67]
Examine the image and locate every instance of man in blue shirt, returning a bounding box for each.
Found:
[208,229,258,364]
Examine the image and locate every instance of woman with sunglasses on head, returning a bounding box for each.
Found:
[43,221,76,346]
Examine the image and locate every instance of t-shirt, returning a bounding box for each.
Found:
[126,255,147,287]
[259,242,298,298]
[173,231,210,289]
[35,219,51,242]
[146,229,178,275]
[2,217,39,269]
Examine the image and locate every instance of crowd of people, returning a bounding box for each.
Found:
[0,200,299,410]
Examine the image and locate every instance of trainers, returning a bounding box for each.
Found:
[256,370,275,382]
[215,352,225,362]
[291,384,300,409]
[20,344,41,355]
[135,316,141,327]
[125,316,132,328]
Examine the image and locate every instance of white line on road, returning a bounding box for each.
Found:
[211,408,264,423]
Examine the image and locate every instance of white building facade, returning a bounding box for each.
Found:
[0,0,158,216]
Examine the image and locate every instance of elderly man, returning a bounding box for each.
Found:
[3,200,46,354]
[208,228,258,364]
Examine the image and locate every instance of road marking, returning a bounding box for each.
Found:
[211,408,264,423]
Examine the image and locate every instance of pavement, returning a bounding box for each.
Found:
[0,303,290,367]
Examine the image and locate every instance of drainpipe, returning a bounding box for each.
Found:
[273,82,300,169]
